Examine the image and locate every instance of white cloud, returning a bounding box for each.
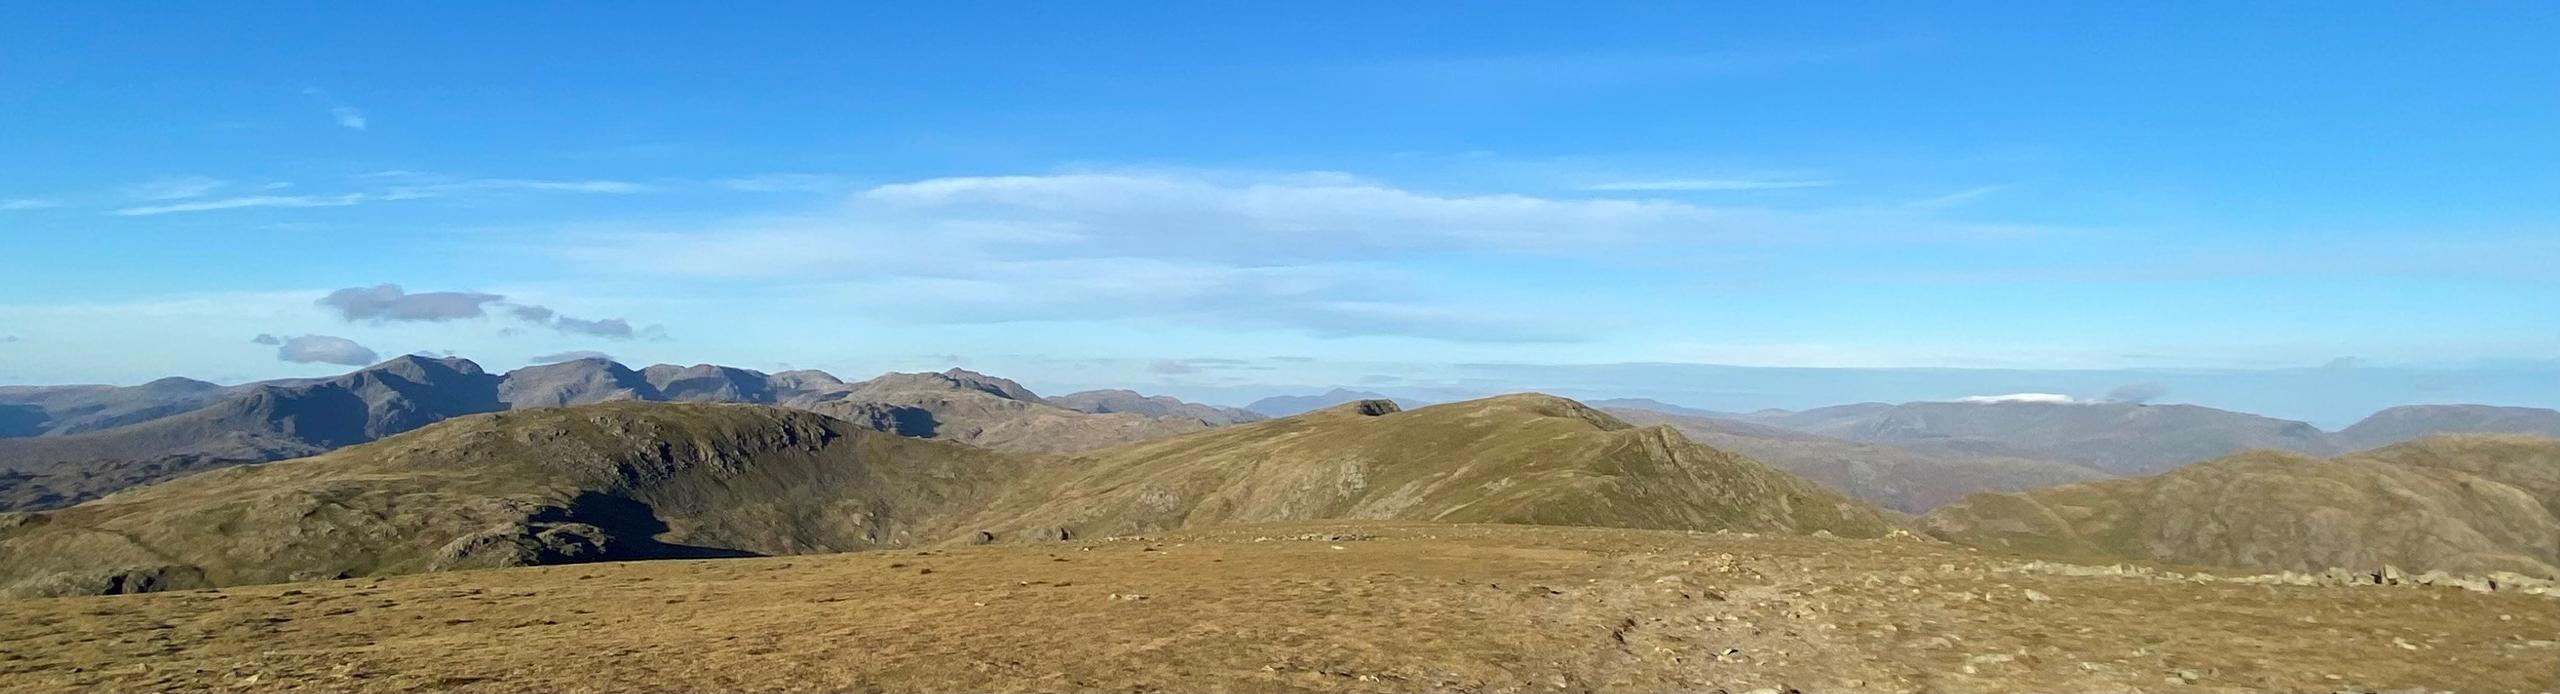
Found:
[275,334,379,365]
[302,87,367,130]
[546,170,2038,343]
[0,198,59,211]
[859,172,1733,260]
[1578,179,1834,192]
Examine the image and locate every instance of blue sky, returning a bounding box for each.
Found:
[2,3,2555,423]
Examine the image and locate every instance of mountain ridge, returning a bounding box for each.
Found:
[0,393,1896,596]
[0,357,1259,511]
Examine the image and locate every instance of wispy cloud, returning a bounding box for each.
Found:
[301,87,367,130]
[0,198,59,211]
[128,176,228,200]
[1906,185,2008,209]
[530,350,614,364]
[1579,178,1835,192]
[550,169,2031,343]
[106,175,646,215]
[112,194,367,216]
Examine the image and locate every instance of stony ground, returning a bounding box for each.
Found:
[1,522,2553,693]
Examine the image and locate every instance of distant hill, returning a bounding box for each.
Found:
[963,395,1896,540]
[0,377,235,437]
[1605,408,2108,513]
[1920,434,2560,578]
[1733,400,2338,475]
[0,356,503,511]
[15,358,2559,514]
[2338,404,2560,450]
[1049,389,1264,425]
[1585,398,1733,419]
[0,394,1895,596]
[498,357,660,408]
[788,369,1223,454]
[0,360,1257,512]
[1245,388,1430,417]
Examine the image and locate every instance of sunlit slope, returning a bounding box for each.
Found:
[965,394,1899,539]
[1922,434,2560,577]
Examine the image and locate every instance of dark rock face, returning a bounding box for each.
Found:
[8,565,210,598]
[1347,400,1401,417]
[1245,389,1427,418]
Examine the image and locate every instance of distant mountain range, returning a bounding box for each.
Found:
[1728,400,2339,476]
[7,356,2559,599]
[0,395,1892,597]
[1608,398,2560,479]
[1604,407,2108,513]
[10,360,2558,517]
[0,356,1258,512]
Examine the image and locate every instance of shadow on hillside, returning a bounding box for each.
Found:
[557,492,763,560]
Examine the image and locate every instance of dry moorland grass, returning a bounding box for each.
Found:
[3,522,2553,693]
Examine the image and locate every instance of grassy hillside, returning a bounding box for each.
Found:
[0,394,1898,596]
[963,395,1898,539]
[1920,434,2560,577]
[2339,404,2560,450]
[0,360,1249,512]
[0,403,1028,597]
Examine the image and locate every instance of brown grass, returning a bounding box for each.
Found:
[3,522,2552,693]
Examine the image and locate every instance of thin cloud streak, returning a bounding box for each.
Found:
[112,194,368,216]
[1906,185,2008,209]
[106,177,646,215]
